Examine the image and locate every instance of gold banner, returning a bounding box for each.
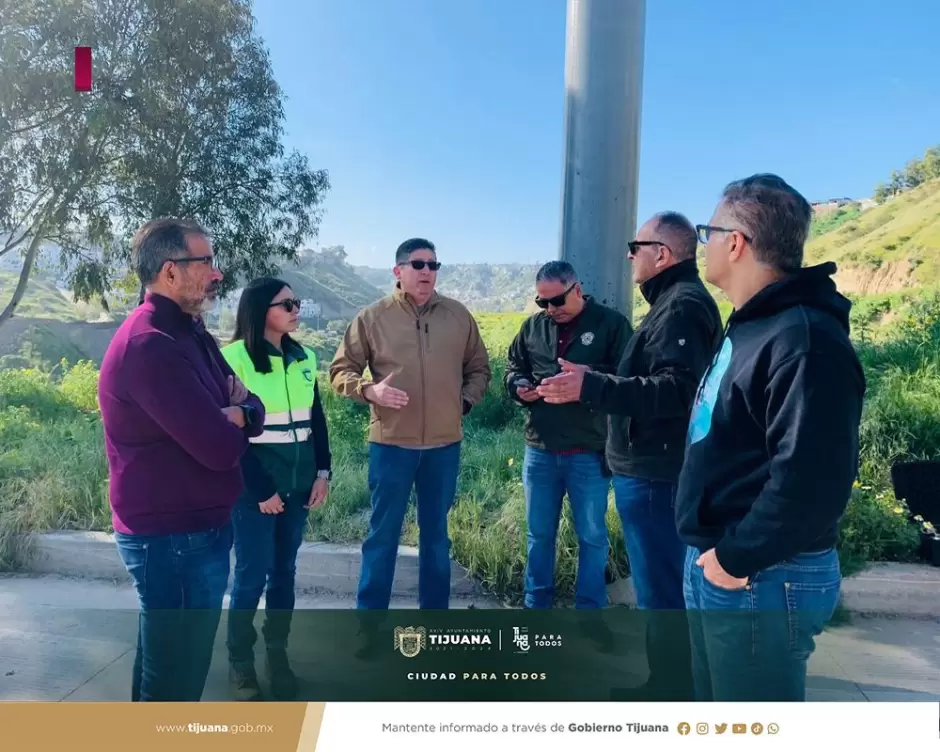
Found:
[0,702,323,752]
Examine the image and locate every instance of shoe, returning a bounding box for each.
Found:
[229,663,262,701]
[265,650,298,701]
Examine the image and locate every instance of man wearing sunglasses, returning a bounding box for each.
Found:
[537,211,722,700]
[505,261,631,614]
[678,175,864,701]
[98,218,266,701]
[330,238,491,617]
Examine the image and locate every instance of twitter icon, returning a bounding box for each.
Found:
[715,723,728,734]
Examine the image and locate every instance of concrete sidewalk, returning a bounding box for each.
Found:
[1,574,938,703]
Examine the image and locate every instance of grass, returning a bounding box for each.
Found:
[805,178,940,287]
[0,300,932,600]
[0,272,80,321]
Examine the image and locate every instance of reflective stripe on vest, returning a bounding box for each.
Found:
[220,339,318,445]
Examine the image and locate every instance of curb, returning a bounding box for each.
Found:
[16,532,940,618]
[607,561,940,620]
[22,531,486,601]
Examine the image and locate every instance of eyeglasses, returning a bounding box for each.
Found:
[270,298,302,313]
[627,240,671,258]
[534,282,576,309]
[171,254,218,269]
[695,225,752,245]
[400,260,442,271]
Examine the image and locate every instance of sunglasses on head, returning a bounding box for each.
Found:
[270,298,302,313]
[534,282,576,309]
[401,260,442,271]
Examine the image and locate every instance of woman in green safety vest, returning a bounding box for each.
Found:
[221,277,332,702]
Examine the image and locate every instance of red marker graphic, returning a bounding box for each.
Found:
[74,46,92,92]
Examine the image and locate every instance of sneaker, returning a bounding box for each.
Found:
[229,663,262,702]
[265,650,298,701]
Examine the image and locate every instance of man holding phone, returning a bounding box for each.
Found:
[505,261,631,611]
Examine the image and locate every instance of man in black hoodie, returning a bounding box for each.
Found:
[677,174,866,702]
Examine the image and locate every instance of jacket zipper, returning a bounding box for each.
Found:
[417,318,426,445]
[284,359,299,492]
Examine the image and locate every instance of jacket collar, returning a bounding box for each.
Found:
[264,336,308,365]
[639,259,700,306]
[393,282,440,312]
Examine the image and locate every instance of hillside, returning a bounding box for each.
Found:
[806,178,940,295]
[356,263,543,312]
[0,272,82,322]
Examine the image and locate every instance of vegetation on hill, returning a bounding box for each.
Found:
[806,178,940,295]
[357,263,544,312]
[0,273,80,322]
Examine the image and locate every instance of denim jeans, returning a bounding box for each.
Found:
[114,524,233,702]
[683,546,842,701]
[523,446,610,609]
[227,492,310,667]
[613,474,692,698]
[357,441,461,610]
[612,474,685,609]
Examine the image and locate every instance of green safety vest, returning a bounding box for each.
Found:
[221,339,319,446]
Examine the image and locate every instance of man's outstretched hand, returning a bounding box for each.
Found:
[363,374,409,409]
[535,359,590,404]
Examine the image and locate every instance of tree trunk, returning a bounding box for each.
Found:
[0,229,45,330]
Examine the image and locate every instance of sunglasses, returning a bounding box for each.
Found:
[270,298,302,313]
[400,260,442,271]
[627,240,671,258]
[534,282,576,309]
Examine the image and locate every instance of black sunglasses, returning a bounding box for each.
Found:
[535,282,577,309]
[401,260,442,271]
[270,298,302,313]
[627,240,672,258]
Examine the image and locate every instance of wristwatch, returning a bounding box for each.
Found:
[317,470,332,481]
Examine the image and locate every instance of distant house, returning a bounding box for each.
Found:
[810,197,857,216]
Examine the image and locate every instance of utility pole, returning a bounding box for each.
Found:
[558,0,645,321]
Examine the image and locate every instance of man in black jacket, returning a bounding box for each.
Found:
[678,174,865,702]
[538,212,722,698]
[505,261,631,610]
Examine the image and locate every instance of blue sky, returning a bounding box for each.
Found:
[254,0,940,268]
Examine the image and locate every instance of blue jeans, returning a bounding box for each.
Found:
[613,474,692,698]
[357,441,461,610]
[612,474,685,609]
[683,546,841,701]
[114,524,233,702]
[227,492,310,667]
[523,447,610,609]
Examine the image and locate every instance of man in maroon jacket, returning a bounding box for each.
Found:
[98,218,265,702]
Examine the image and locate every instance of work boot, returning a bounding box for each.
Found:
[265,649,298,701]
[229,662,262,701]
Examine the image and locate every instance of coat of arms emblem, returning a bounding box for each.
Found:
[393,626,427,658]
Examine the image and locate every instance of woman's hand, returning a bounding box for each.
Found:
[259,493,284,514]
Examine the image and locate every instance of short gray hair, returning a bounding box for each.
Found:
[720,174,811,272]
[536,260,578,286]
[652,211,697,261]
[132,217,208,286]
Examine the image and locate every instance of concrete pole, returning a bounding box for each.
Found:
[558,0,645,321]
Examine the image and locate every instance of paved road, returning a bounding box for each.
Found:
[1,574,938,703]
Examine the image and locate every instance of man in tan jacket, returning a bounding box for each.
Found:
[330,238,491,610]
